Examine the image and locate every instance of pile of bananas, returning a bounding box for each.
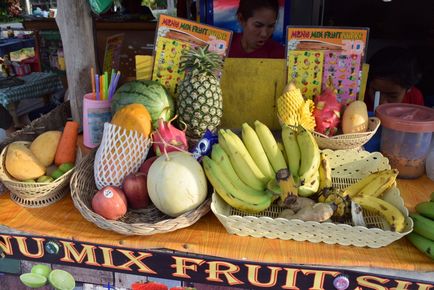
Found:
[277,83,316,131]
[407,193,434,259]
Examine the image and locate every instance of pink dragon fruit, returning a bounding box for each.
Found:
[313,88,342,136]
[151,116,188,156]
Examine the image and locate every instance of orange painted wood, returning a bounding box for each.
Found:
[0,176,433,272]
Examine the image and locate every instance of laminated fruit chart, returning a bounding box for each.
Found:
[322,51,361,104]
[287,50,324,99]
[152,37,192,96]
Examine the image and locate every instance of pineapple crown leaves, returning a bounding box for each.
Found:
[179,45,223,77]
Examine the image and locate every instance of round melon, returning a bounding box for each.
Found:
[111,80,175,128]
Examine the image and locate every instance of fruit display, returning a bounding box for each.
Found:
[407,193,434,259]
[177,46,224,139]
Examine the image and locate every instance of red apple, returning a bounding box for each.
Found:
[92,186,127,220]
[139,156,158,177]
[122,173,149,209]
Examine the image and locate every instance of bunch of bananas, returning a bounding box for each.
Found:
[203,120,288,213]
[407,193,434,259]
[281,125,323,200]
[277,83,316,131]
[338,169,405,232]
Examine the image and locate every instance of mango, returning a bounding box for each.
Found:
[30,131,62,167]
[5,143,46,181]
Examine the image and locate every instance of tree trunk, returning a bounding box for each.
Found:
[56,0,96,126]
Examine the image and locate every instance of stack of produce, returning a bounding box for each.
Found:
[276,83,316,131]
[407,193,434,259]
[3,121,78,184]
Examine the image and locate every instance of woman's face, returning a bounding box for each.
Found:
[368,78,407,104]
[239,8,277,52]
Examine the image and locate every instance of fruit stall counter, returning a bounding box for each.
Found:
[0,176,433,287]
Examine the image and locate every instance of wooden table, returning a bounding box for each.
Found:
[0,175,433,278]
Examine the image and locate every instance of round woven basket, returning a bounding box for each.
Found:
[0,141,76,208]
[70,151,211,235]
[312,117,381,150]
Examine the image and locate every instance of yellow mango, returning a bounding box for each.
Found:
[30,131,62,166]
[5,143,46,181]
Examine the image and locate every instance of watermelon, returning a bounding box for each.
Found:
[111,80,175,128]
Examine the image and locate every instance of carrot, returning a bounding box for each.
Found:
[54,121,79,166]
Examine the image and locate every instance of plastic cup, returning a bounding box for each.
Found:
[83,93,112,148]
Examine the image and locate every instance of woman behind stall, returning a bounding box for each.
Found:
[228,0,285,59]
[365,46,424,111]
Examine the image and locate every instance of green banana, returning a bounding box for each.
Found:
[352,195,406,232]
[416,201,434,219]
[241,123,275,180]
[296,126,320,178]
[410,213,434,241]
[211,144,269,203]
[219,129,267,191]
[281,125,300,180]
[254,120,287,172]
[407,232,434,260]
[298,170,320,197]
[318,152,332,190]
[202,156,272,213]
[431,192,434,202]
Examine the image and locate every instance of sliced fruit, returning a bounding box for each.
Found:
[20,273,47,288]
[48,269,76,290]
[31,264,52,278]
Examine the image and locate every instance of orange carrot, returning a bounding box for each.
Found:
[54,121,79,166]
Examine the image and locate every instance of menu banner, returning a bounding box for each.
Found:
[1,233,432,289]
[152,14,232,95]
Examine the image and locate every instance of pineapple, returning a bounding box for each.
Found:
[177,46,223,139]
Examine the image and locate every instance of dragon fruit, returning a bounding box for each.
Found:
[151,116,188,156]
[313,88,342,136]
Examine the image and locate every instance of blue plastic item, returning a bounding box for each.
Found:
[363,111,381,153]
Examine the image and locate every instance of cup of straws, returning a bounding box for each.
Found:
[83,68,121,148]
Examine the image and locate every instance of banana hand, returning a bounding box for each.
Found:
[219,129,267,191]
[407,232,434,260]
[352,195,406,232]
[297,126,320,178]
[343,169,397,198]
[410,213,434,241]
[203,156,272,213]
[254,120,287,172]
[355,169,398,198]
[241,123,275,180]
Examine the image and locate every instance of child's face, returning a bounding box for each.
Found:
[239,8,277,52]
[368,78,407,104]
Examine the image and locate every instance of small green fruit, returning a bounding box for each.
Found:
[31,264,52,278]
[37,175,54,183]
[58,163,74,173]
[51,169,64,180]
[22,179,36,183]
[20,273,47,288]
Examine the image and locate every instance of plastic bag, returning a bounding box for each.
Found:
[88,0,113,14]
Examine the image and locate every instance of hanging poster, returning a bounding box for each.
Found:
[152,14,232,96]
[286,26,369,102]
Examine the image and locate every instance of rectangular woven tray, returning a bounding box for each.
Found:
[210,149,413,248]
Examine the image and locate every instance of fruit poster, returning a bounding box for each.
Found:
[286,26,369,103]
[322,51,361,103]
[152,14,232,96]
[287,50,324,99]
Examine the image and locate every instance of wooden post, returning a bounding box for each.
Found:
[56,0,97,125]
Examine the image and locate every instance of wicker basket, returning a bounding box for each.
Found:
[312,117,381,150]
[211,149,413,248]
[0,101,74,208]
[70,151,211,235]
[0,141,79,208]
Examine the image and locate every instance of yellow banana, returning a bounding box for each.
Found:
[298,170,320,197]
[318,152,332,190]
[343,169,397,198]
[352,195,406,232]
[219,129,267,191]
[281,125,300,180]
[254,120,287,172]
[296,126,320,178]
[211,144,270,203]
[241,123,275,180]
[275,168,298,206]
[202,156,272,213]
[355,169,398,198]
